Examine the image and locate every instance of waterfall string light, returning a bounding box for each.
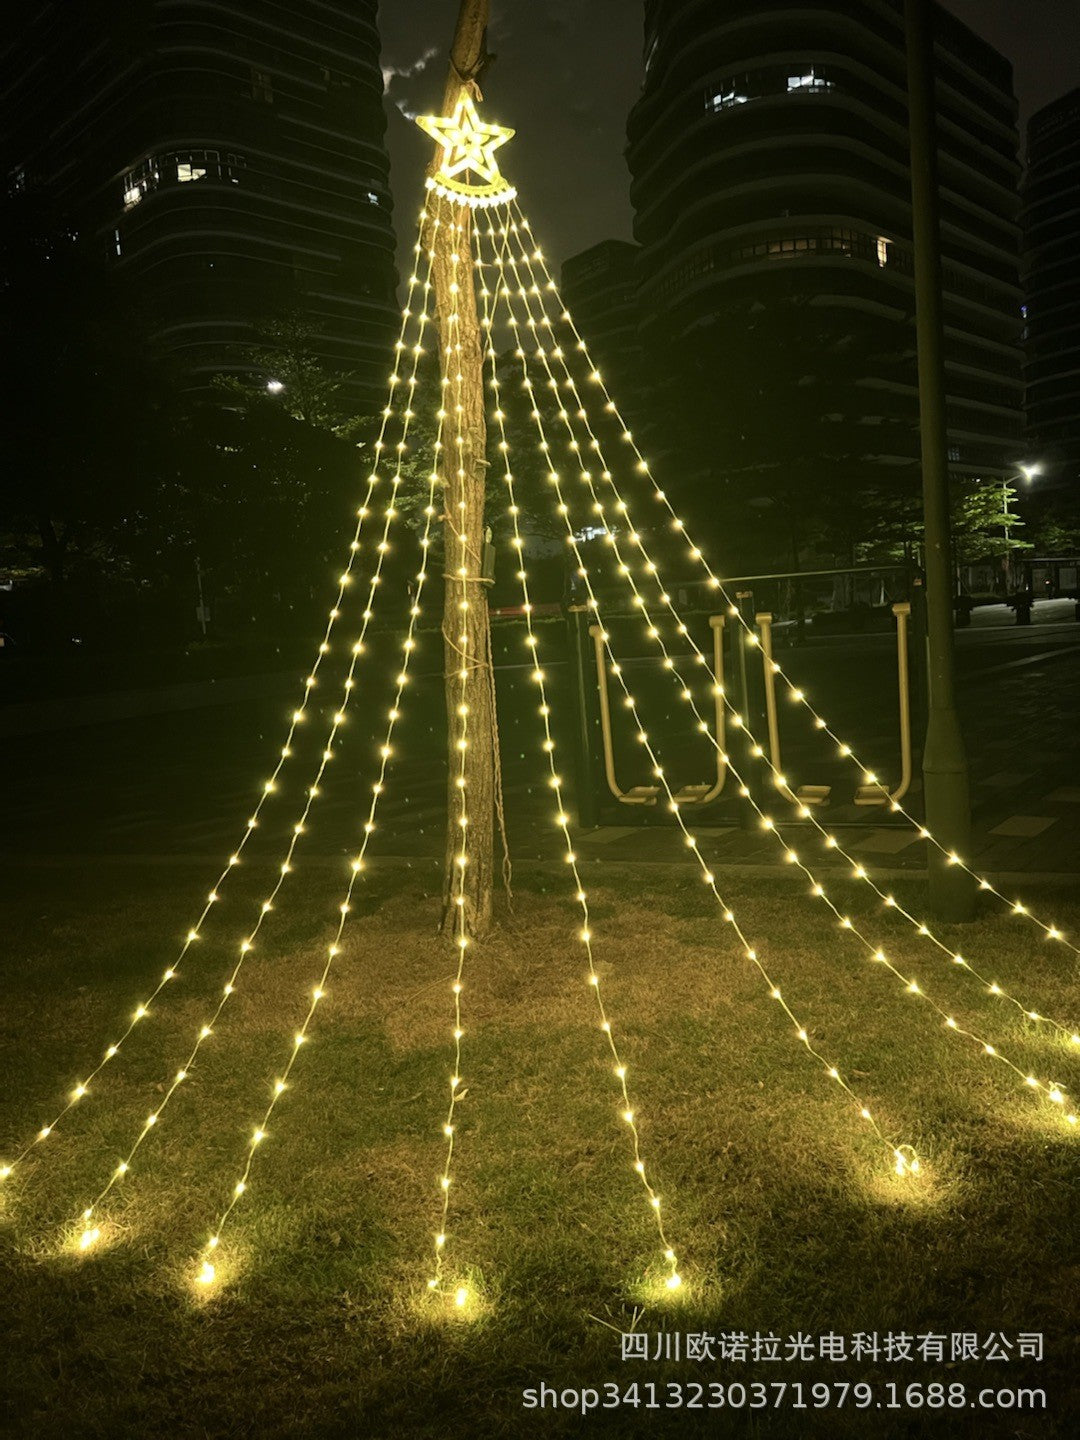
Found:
[192,238,453,1286]
[479,223,681,1290]
[429,221,475,1301]
[5,81,1072,1308]
[72,241,439,1250]
[510,201,1078,968]
[487,223,919,1179]
[0,229,437,1193]
[193,479,443,1286]
[493,220,1077,1127]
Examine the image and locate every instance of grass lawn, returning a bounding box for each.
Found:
[0,858,1077,1438]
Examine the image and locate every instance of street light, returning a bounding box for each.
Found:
[1001,463,1041,590]
[266,379,284,394]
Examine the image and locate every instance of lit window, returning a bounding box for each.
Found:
[709,88,748,111]
[366,191,380,205]
[114,228,122,256]
[122,158,160,209]
[177,162,207,182]
[876,236,890,267]
[788,69,833,93]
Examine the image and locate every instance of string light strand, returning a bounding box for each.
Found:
[190,237,454,1284]
[71,237,439,1245]
[510,200,1079,968]
[0,214,437,1194]
[479,217,680,1288]
[487,219,918,1178]
[431,215,475,1298]
[494,218,1076,1126]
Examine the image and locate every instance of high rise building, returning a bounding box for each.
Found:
[0,0,398,406]
[561,239,642,386]
[1023,87,1080,488]
[623,0,1025,556]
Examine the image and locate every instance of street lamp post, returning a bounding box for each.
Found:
[1002,465,1040,592]
[904,0,975,921]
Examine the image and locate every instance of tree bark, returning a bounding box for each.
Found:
[426,0,496,936]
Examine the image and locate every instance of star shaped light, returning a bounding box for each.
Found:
[416,90,516,207]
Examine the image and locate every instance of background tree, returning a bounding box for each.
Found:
[425,0,503,936]
[1023,487,1080,557]
[212,314,358,434]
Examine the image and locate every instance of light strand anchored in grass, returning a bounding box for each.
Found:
[479,214,681,1291]
[488,218,919,1181]
[510,199,1078,972]
[72,225,440,1254]
[495,213,1077,1131]
[430,222,475,1302]
[192,227,452,1287]
[0,218,436,1192]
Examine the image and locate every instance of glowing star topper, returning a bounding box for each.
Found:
[417,90,515,207]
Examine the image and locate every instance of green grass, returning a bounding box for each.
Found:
[0,860,1077,1438]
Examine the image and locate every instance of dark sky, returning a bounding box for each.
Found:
[378,0,1080,270]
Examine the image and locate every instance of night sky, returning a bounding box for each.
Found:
[378,0,1080,269]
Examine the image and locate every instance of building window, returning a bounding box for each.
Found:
[787,68,834,93]
[948,446,961,462]
[653,225,916,303]
[121,151,245,209]
[707,65,836,113]
[113,228,122,256]
[708,80,750,112]
[251,68,274,103]
[122,158,159,208]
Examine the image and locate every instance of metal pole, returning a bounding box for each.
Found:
[904,0,974,920]
[732,589,768,828]
[1002,479,1012,591]
[567,607,601,828]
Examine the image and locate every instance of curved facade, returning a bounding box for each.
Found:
[626,0,1024,509]
[1,0,398,405]
[1023,88,1080,486]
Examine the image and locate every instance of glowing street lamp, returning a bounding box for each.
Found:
[1002,464,1041,587]
[266,379,284,395]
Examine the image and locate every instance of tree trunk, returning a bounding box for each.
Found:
[427,0,495,937]
[37,517,67,586]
